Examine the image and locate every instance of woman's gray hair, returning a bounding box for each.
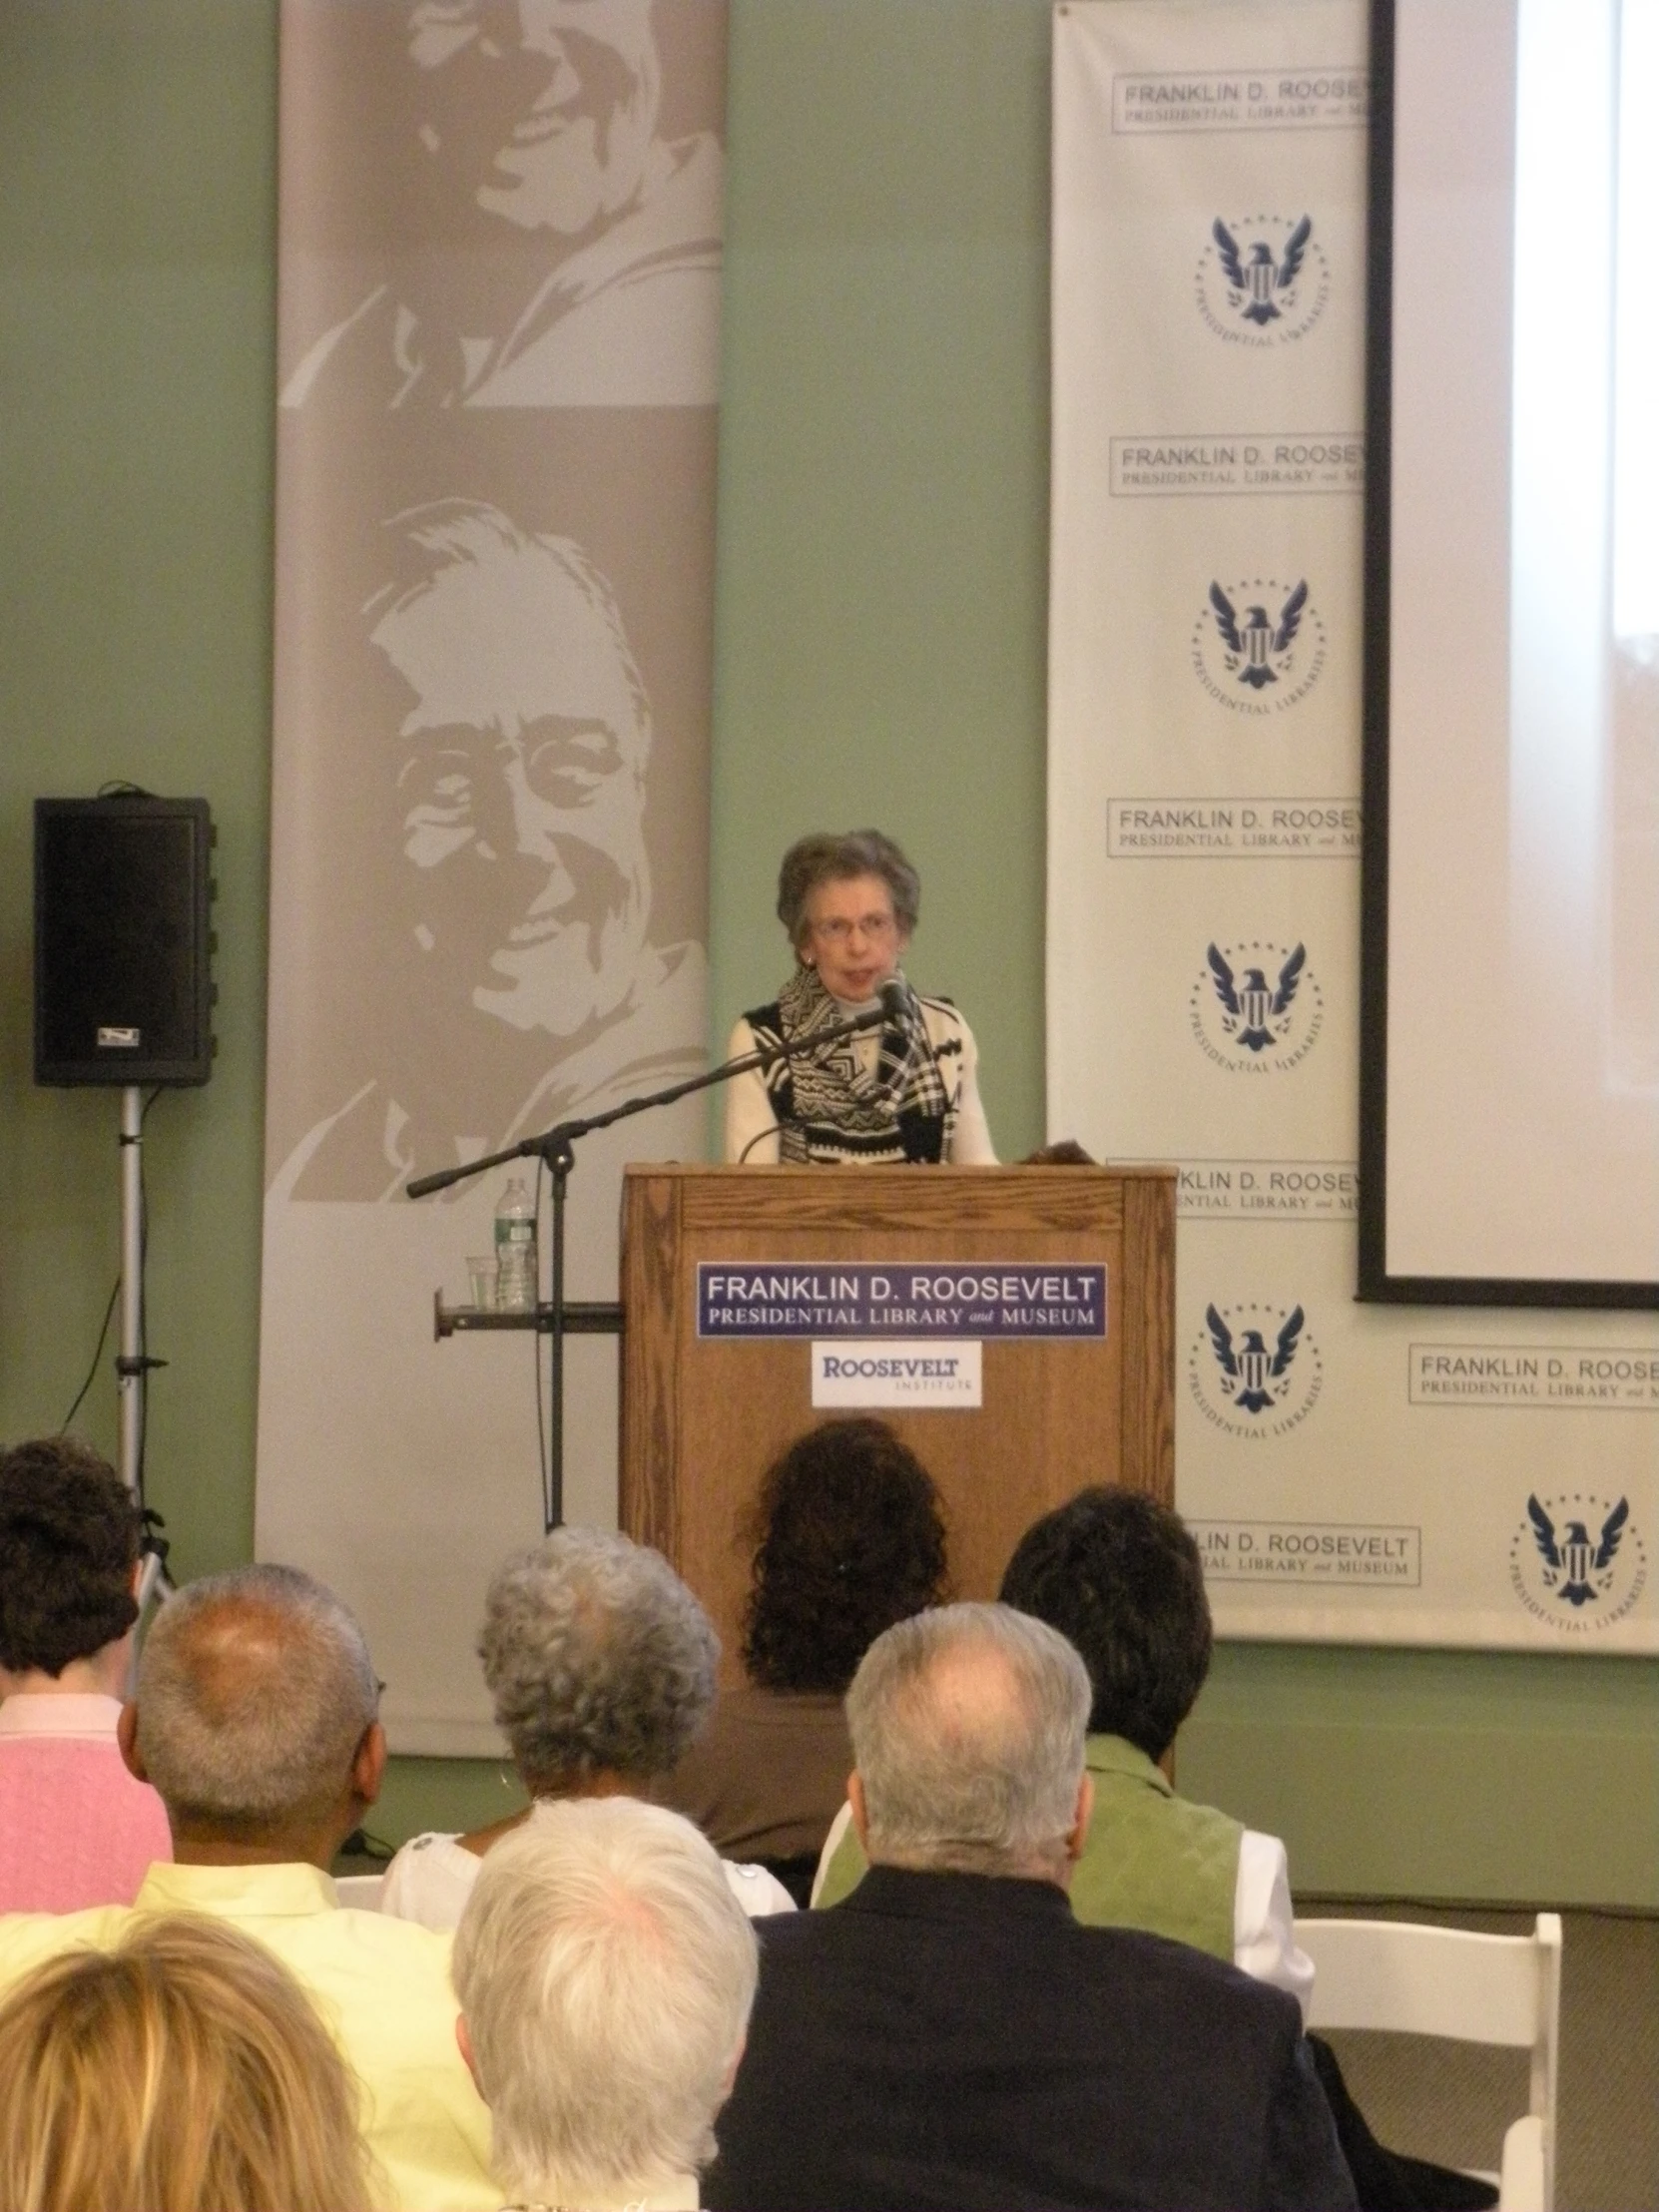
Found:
[776,830,921,952]
[845,1601,1090,1875]
[452,1798,759,2200]
[479,1529,719,1789]
[136,1565,379,1832]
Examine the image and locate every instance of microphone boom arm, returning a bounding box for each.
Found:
[404,996,889,1202]
[406,989,895,1534]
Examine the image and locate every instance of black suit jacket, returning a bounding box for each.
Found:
[705,1865,1357,2212]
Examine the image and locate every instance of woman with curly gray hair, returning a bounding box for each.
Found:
[379,1528,794,1927]
[723,829,997,1166]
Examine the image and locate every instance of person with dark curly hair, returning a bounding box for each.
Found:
[994,1486,1314,1993]
[658,1418,949,1903]
[0,1435,171,1911]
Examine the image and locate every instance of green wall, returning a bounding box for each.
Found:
[0,0,274,1579]
[709,0,1052,1158]
[1,0,1653,1903]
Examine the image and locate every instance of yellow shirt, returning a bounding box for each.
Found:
[0,1861,495,2212]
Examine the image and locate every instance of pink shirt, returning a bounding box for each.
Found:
[0,1694,172,1912]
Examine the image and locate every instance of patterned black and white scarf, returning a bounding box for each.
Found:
[745,966,958,1164]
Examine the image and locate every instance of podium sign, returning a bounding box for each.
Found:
[620,1165,1175,1676]
[696,1262,1107,1338]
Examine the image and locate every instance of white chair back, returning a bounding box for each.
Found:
[1296,1914,1561,2212]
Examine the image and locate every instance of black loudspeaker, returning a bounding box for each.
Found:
[34,797,216,1087]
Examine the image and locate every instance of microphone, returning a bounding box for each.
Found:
[878,977,906,1023]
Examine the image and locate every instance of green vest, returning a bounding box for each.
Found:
[816,1734,1242,1964]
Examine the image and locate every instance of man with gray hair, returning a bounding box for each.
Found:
[454,1797,758,2209]
[707,1602,1355,2212]
[0,1564,496,2211]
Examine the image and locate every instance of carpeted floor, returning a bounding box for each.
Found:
[1305,1902,1658,2212]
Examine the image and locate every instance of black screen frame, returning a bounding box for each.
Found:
[1357,0,1659,1311]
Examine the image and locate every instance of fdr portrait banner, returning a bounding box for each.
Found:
[258,1,727,1751]
[1048,1,1656,1652]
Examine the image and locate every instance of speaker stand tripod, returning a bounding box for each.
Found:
[117,1086,171,1615]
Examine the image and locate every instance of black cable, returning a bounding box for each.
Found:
[136,1180,148,1502]
[738,1122,782,1163]
[60,1278,121,1432]
[337,1827,397,1866]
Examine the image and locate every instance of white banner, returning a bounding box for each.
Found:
[1049,1,1656,1650]
[258,2,727,1750]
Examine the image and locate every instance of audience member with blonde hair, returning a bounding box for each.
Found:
[453,1797,759,2210]
[0,1914,379,2212]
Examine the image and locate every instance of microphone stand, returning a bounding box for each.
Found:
[407,997,891,1531]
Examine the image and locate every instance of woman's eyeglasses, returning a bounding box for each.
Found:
[811,913,897,944]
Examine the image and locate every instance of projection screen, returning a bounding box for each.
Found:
[1361,0,1659,1305]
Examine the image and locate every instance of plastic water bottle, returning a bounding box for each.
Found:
[494,1177,539,1312]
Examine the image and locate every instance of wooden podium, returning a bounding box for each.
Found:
[619,1165,1175,1677]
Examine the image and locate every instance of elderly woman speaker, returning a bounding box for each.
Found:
[724,830,996,1166]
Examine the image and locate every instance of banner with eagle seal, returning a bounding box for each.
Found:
[1049,1,1657,1651]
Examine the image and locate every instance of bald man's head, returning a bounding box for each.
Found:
[845,1602,1091,1880]
[134,1567,379,1842]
